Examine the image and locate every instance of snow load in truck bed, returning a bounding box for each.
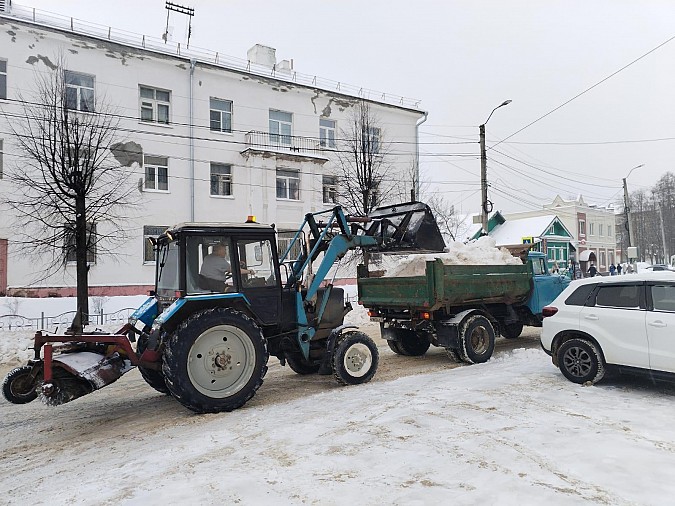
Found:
[382,237,522,277]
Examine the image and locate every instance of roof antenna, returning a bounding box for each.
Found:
[164,1,195,48]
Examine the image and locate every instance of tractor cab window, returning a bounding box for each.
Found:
[186,235,237,294]
[236,238,278,288]
[156,240,180,296]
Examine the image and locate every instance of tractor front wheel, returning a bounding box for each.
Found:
[137,334,170,395]
[332,331,379,386]
[2,365,39,404]
[162,308,268,413]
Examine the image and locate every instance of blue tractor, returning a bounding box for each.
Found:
[2,203,445,413]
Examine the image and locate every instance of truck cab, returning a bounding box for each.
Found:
[526,251,571,321]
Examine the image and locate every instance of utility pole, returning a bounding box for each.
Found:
[622,163,643,270]
[479,100,511,235]
[480,123,488,234]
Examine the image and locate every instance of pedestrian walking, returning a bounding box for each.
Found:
[617,263,622,275]
[588,262,598,277]
[609,263,616,276]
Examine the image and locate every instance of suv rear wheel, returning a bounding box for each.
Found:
[557,338,605,384]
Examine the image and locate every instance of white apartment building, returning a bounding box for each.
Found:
[505,195,617,273]
[0,5,425,296]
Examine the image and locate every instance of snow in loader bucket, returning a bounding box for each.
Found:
[366,202,446,253]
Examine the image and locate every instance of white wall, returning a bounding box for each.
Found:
[0,15,422,291]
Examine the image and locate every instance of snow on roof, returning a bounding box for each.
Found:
[489,215,560,246]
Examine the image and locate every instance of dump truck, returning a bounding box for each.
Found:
[2,202,445,413]
[358,251,570,363]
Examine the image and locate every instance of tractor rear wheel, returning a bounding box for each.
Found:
[2,365,39,404]
[457,315,495,364]
[332,331,379,385]
[136,334,170,395]
[162,308,268,413]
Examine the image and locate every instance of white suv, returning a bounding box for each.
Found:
[540,272,675,384]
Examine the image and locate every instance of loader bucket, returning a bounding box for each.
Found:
[366,201,446,253]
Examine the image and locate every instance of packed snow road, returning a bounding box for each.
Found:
[3,326,675,505]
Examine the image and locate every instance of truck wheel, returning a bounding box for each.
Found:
[162,308,268,413]
[384,328,430,356]
[137,334,170,395]
[556,338,605,384]
[387,339,405,355]
[458,315,495,364]
[398,329,431,356]
[285,354,320,375]
[2,365,39,404]
[501,322,523,339]
[332,331,379,386]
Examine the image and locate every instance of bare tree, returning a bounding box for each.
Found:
[335,100,396,216]
[1,56,136,329]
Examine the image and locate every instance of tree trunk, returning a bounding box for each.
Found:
[75,195,89,326]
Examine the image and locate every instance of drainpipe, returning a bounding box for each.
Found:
[414,111,428,201]
[189,58,197,222]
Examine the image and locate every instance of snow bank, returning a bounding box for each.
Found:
[383,236,522,277]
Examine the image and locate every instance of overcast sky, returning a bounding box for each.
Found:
[18,0,675,215]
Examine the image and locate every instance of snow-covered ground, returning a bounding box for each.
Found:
[2,347,675,505]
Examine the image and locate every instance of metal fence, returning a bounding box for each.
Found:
[0,308,136,332]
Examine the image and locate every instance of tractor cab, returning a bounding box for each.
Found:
[154,222,283,326]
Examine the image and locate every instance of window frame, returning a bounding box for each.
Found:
[139,85,171,125]
[319,118,336,149]
[588,222,595,236]
[143,155,169,192]
[209,97,233,134]
[276,168,300,200]
[143,225,168,264]
[367,126,381,154]
[210,162,233,197]
[64,70,95,112]
[269,110,293,146]
[64,222,97,264]
[322,175,337,204]
[578,219,586,236]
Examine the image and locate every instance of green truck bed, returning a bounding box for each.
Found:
[357,259,533,311]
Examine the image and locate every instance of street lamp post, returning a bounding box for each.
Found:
[622,163,644,266]
[480,100,512,235]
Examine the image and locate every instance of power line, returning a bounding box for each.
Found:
[491,32,675,148]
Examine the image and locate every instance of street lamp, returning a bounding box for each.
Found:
[480,100,512,235]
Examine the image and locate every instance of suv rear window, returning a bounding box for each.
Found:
[595,285,640,308]
[565,284,596,306]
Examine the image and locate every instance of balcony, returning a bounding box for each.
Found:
[241,131,330,163]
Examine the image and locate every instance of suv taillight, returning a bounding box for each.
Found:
[542,306,558,318]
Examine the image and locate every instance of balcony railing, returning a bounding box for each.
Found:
[243,131,331,160]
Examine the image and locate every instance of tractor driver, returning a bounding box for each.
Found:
[200,244,255,289]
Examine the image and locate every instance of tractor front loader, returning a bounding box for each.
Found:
[2,202,444,413]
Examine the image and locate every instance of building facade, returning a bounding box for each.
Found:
[0,5,424,295]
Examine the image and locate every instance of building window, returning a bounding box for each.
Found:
[578,220,585,236]
[276,169,299,200]
[140,86,171,124]
[589,222,595,236]
[607,226,612,238]
[269,110,292,146]
[144,155,169,191]
[143,225,167,263]
[64,222,96,263]
[65,71,95,112]
[368,127,381,154]
[210,163,232,196]
[0,59,6,100]
[599,250,606,269]
[210,98,232,133]
[599,224,604,237]
[323,175,337,204]
[319,118,336,148]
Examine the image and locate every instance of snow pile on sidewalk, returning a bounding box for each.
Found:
[383,236,522,277]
